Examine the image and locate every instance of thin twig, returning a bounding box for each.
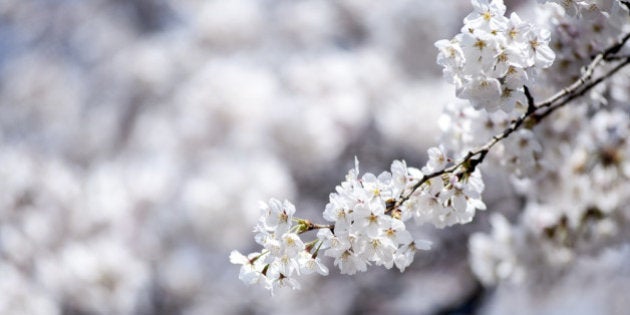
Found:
[540,33,630,108]
[535,57,630,122]
[603,54,630,61]
[298,221,334,234]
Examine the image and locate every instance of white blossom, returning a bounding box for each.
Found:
[436,0,555,113]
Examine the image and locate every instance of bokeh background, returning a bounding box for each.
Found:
[1,0,607,314]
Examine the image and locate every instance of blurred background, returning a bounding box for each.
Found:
[0,0,560,314]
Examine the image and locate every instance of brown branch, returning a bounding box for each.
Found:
[604,54,630,61]
[535,57,630,122]
[297,220,334,234]
[387,31,630,213]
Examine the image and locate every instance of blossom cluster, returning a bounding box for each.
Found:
[233,148,487,293]
[435,0,555,112]
[230,199,328,295]
[318,159,429,275]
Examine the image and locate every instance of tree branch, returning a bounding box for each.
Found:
[389,31,630,212]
